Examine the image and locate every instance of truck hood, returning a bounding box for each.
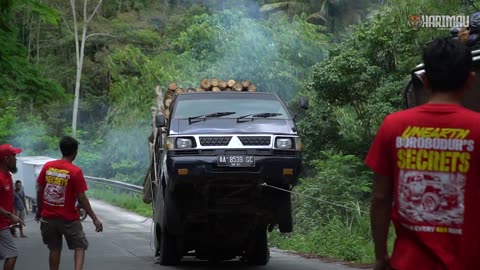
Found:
[170,118,297,135]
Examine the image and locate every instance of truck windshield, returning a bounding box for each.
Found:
[172,97,290,120]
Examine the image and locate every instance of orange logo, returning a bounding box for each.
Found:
[408,15,423,30]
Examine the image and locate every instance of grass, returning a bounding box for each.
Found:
[87,187,152,217]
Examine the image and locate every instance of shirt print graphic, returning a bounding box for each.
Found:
[44,167,70,207]
[395,126,473,234]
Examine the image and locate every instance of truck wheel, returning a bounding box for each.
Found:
[158,227,181,265]
[245,228,270,265]
[277,192,293,233]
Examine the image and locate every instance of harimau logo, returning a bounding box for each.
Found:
[408,15,469,30]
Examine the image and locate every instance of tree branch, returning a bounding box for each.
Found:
[85,32,119,40]
[87,0,103,23]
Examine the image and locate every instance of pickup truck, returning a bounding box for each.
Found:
[149,91,308,265]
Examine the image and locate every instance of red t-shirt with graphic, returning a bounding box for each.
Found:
[365,104,480,270]
[0,171,14,229]
[37,160,88,221]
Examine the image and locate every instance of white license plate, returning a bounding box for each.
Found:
[217,155,255,167]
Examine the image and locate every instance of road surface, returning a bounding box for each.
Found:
[14,199,362,270]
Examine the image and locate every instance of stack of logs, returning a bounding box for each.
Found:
[155,78,257,119]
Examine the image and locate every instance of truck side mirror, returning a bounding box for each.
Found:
[300,97,309,110]
[155,115,166,128]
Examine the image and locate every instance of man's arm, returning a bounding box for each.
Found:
[0,206,23,225]
[370,174,394,269]
[77,192,103,232]
[35,183,44,220]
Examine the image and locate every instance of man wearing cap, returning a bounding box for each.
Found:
[0,144,25,270]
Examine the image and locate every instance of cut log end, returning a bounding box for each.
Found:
[219,80,227,89]
[211,78,220,87]
[247,84,257,92]
[200,78,211,90]
[227,79,236,88]
[233,82,243,91]
[168,82,177,91]
[212,87,221,92]
[241,80,251,88]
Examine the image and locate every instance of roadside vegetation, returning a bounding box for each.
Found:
[2,0,478,263]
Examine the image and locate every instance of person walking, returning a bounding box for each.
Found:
[12,180,28,238]
[36,136,103,270]
[0,144,25,270]
[366,38,480,270]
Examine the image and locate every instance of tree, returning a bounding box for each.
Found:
[70,0,103,136]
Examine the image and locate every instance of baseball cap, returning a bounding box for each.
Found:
[0,144,22,158]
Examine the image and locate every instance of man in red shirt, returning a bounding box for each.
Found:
[366,37,480,270]
[36,136,103,270]
[0,144,25,270]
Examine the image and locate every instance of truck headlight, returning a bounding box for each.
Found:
[275,138,293,149]
[176,138,193,149]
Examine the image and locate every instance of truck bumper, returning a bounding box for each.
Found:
[166,150,301,187]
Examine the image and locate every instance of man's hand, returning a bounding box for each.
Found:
[35,211,42,222]
[8,213,24,226]
[93,218,103,232]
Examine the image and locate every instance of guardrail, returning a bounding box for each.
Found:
[84,176,143,194]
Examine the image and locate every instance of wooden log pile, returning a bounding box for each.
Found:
[157,78,257,121]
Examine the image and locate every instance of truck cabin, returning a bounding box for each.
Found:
[404,48,480,110]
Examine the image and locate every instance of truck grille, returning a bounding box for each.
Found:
[199,136,232,146]
[238,136,271,146]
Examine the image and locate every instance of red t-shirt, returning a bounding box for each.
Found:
[365,104,480,270]
[0,170,14,229]
[37,160,88,221]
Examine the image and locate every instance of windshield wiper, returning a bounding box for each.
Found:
[236,112,283,123]
[188,111,236,124]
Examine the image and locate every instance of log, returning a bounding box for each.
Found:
[219,80,227,89]
[187,88,196,93]
[168,82,177,92]
[212,87,221,92]
[211,78,220,87]
[201,78,211,90]
[164,97,173,108]
[247,84,257,92]
[155,86,164,112]
[241,80,251,89]
[195,87,205,92]
[233,82,243,91]
[227,79,236,88]
[175,88,185,94]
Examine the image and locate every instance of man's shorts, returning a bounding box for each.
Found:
[14,209,26,222]
[0,228,18,260]
[40,218,89,250]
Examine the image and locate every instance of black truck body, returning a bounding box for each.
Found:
[149,91,307,265]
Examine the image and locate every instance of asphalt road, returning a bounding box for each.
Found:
[13,199,361,270]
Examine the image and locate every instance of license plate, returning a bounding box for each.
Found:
[217,155,255,167]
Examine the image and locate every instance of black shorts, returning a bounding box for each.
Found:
[40,218,88,250]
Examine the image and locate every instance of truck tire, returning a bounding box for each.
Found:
[277,192,293,233]
[158,227,181,266]
[245,228,270,265]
